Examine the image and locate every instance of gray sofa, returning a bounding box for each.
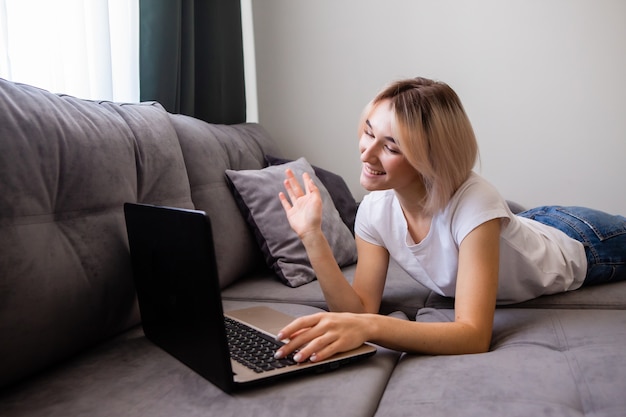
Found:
[1,78,625,417]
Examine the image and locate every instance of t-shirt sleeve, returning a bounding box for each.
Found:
[449,176,512,245]
[354,193,384,246]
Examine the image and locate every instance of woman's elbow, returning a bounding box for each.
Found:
[455,325,492,354]
[464,332,492,354]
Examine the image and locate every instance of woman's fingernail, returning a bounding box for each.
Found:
[310,353,318,362]
[274,350,284,359]
[276,332,284,340]
[293,353,302,362]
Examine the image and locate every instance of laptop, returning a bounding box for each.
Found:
[123,202,376,393]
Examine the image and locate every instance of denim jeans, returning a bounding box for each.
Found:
[518,206,626,286]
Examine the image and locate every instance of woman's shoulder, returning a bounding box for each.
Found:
[459,172,499,193]
[451,173,506,209]
[442,173,512,239]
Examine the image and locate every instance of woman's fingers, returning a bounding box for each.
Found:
[290,332,339,363]
[302,172,317,195]
[274,313,360,363]
[283,169,318,202]
[284,169,304,199]
[274,314,323,360]
[280,170,306,212]
[278,191,292,211]
[276,313,322,342]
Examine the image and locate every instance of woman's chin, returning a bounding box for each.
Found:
[360,176,383,191]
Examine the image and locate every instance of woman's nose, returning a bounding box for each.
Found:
[360,138,377,162]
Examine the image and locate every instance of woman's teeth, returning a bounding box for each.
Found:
[366,166,385,175]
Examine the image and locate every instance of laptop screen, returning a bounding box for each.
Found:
[124,203,235,392]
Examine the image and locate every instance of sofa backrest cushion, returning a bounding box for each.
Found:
[169,114,282,288]
[0,79,194,388]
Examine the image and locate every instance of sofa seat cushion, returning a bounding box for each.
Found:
[375,307,626,416]
[221,261,432,318]
[0,302,401,417]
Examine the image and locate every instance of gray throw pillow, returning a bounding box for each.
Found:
[225,157,357,287]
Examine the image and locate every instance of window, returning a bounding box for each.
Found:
[0,0,139,102]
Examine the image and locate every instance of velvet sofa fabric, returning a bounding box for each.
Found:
[168,113,281,288]
[378,308,626,416]
[1,77,625,416]
[0,79,194,388]
[0,302,403,417]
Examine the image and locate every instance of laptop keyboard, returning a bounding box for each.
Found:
[224,317,298,373]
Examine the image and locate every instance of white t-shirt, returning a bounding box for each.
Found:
[355,173,587,304]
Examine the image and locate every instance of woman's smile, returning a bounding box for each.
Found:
[363,165,386,176]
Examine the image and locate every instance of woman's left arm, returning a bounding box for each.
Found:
[370,217,501,355]
[450,217,501,353]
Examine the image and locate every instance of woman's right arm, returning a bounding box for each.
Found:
[279,169,389,313]
[300,231,389,313]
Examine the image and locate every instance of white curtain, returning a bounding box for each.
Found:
[0,0,139,102]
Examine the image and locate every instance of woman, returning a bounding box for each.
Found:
[274,77,626,363]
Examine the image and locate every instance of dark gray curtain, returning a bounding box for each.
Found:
[139,0,246,124]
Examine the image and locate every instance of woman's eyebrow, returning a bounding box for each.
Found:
[365,120,397,144]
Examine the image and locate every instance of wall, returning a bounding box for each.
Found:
[251,0,626,213]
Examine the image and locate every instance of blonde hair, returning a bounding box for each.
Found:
[359,77,478,215]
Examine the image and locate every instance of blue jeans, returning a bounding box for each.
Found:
[518,206,626,286]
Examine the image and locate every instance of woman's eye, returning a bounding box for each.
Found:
[385,145,400,154]
[365,130,374,138]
